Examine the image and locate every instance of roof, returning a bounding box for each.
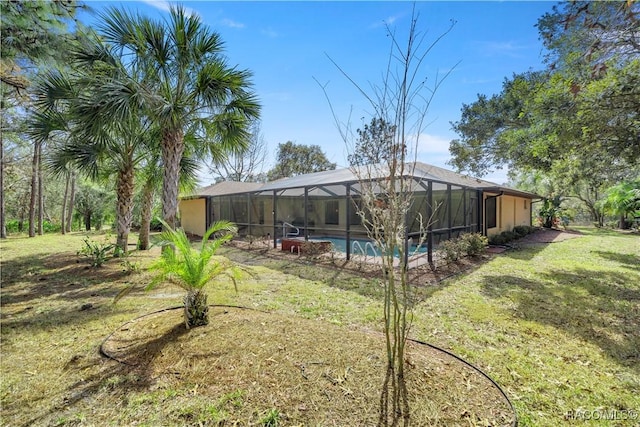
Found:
[186,181,264,198]
[257,162,499,191]
[184,162,541,199]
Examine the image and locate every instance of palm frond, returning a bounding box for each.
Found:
[147,219,237,293]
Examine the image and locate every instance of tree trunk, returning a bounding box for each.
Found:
[183,289,209,329]
[161,128,185,230]
[37,148,44,235]
[66,171,75,232]
[61,173,69,235]
[137,180,154,250]
[619,214,627,229]
[28,140,40,237]
[115,166,135,255]
[84,211,91,231]
[0,130,6,239]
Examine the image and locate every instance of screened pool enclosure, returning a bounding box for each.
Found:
[179,162,538,264]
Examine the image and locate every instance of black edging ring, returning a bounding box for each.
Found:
[408,337,518,427]
[100,305,517,426]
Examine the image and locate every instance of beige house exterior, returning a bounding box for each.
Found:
[179,198,207,237]
[178,163,540,261]
[482,190,537,237]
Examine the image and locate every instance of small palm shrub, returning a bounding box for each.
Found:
[78,237,115,267]
[116,220,239,329]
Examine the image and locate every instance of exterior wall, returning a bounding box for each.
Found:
[485,194,532,237]
[179,198,206,236]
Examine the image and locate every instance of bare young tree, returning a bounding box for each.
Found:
[209,119,268,182]
[320,7,455,425]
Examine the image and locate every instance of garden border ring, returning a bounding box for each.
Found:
[100,304,517,426]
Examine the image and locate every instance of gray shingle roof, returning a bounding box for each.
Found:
[185,162,540,199]
[191,181,264,197]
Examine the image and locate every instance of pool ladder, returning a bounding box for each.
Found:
[352,240,378,260]
[283,221,300,238]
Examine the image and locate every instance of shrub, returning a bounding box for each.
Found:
[489,226,539,246]
[116,220,239,329]
[438,239,463,263]
[42,220,62,233]
[5,219,22,233]
[513,225,530,238]
[150,217,163,231]
[488,233,506,246]
[78,237,115,267]
[501,230,517,242]
[459,233,488,257]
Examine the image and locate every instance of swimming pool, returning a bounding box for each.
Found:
[310,237,427,258]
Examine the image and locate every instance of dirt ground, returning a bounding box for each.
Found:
[515,228,583,244]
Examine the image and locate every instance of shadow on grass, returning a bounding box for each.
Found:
[20,320,189,427]
[0,303,138,342]
[222,247,388,299]
[594,250,640,271]
[481,268,640,374]
[1,252,132,306]
[223,246,464,304]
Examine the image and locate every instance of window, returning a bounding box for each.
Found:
[486,197,497,229]
[349,198,363,225]
[325,200,339,225]
[524,200,528,210]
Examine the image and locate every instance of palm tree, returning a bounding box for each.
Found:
[118,220,239,329]
[96,6,260,230]
[136,147,199,251]
[599,179,640,228]
[31,56,154,253]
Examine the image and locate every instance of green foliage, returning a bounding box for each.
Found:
[0,0,81,91]
[438,239,462,263]
[513,225,532,238]
[120,258,141,275]
[459,233,488,257]
[5,219,60,234]
[148,220,239,293]
[116,219,239,328]
[77,236,115,268]
[260,409,280,427]
[73,182,115,231]
[94,5,260,229]
[438,233,489,263]
[538,196,564,229]
[597,179,640,228]
[450,1,640,227]
[348,117,396,167]
[266,141,336,180]
[488,226,537,246]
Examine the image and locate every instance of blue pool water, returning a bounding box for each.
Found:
[311,237,427,258]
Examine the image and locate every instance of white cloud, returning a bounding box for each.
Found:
[410,133,453,170]
[261,27,279,38]
[415,133,451,155]
[370,14,401,29]
[474,40,528,58]
[139,0,198,18]
[221,18,245,29]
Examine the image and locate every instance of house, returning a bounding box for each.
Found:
[178,162,540,262]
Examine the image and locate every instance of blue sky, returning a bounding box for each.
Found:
[80,1,555,185]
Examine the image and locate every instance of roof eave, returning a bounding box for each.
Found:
[481,186,542,199]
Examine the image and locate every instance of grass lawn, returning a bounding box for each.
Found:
[1,227,638,426]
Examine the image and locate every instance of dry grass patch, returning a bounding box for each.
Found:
[99,306,513,426]
[1,233,514,426]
